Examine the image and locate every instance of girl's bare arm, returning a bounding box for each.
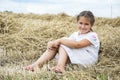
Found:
[58,38,92,49]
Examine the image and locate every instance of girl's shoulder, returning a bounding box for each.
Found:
[71,31,98,37]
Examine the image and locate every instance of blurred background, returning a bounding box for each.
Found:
[0,0,120,18]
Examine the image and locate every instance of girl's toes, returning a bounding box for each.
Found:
[24,65,34,72]
[55,66,65,73]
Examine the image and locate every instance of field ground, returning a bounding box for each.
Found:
[0,12,120,80]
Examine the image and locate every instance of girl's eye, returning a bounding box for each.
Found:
[79,22,83,24]
[85,23,89,25]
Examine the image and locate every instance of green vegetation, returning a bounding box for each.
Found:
[0,12,120,80]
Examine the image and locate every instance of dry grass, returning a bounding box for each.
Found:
[0,11,120,80]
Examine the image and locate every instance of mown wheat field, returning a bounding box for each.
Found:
[0,12,120,80]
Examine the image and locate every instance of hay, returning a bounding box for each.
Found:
[0,12,120,80]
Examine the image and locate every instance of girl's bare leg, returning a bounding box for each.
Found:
[25,49,57,71]
[55,47,69,72]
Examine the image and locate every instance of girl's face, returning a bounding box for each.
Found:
[77,16,92,34]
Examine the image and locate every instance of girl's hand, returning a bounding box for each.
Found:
[47,40,60,51]
[53,39,60,48]
[47,41,54,50]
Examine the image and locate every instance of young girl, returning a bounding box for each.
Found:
[25,11,100,73]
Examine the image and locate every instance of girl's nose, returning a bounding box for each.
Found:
[81,24,85,28]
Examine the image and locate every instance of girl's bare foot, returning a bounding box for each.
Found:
[24,65,34,72]
[51,66,65,73]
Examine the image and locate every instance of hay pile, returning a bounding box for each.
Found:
[0,12,120,80]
